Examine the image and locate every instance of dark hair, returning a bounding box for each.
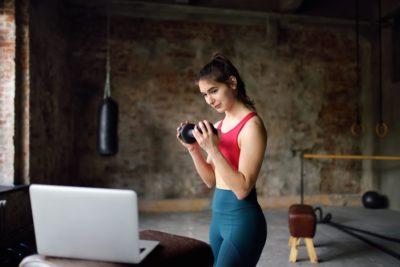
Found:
[196,53,256,111]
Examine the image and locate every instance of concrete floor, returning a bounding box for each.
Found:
[139,207,400,267]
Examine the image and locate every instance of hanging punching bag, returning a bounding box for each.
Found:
[97,14,118,156]
[97,97,118,156]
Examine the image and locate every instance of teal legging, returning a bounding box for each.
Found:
[210,188,267,267]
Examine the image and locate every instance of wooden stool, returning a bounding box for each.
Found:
[288,204,318,263]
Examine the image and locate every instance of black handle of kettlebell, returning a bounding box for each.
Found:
[178,122,218,144]
[194,122,218,135]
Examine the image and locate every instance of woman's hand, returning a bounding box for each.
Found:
[176,121,199,152]
[193,120,219,155]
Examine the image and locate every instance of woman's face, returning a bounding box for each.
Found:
[198,78,237,113]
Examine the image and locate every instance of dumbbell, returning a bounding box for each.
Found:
[178,122,218,144]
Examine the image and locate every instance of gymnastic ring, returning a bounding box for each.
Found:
[350,123,365,137]
[375,122,388,138]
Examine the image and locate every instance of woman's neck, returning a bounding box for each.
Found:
[224,101,252,121]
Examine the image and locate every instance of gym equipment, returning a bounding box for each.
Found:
[362,191,387,209]
[314,207,400,261]
[97,98,118,155]
[97,12,118,156]
[288,204,318,263]
[375,0,389,138]
[303,154,400,161]
[294,152,398,263]
[178,122,218,144]
[300,153,398,205]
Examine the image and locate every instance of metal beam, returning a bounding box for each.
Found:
[64,0,372,28]
[304,154,400,161]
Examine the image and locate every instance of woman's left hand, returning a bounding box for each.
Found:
[192,120,219,154]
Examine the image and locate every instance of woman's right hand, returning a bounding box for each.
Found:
[176,121,199,152]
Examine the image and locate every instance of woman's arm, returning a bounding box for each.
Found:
[207,118,267,199]
[186,121,221,188]
[176,122,216,188]
[188,148,215,188]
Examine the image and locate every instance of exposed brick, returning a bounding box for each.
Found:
[62,14,365,199]
[0,3,15,185]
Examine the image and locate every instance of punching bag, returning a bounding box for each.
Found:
[97,96,118,156]
[97,17,118,156]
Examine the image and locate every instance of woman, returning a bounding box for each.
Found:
[177,54,267,267]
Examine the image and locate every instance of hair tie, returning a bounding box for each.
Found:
[212,53,228,62]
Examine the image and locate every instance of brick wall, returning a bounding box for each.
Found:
[1,1,376,202]
[0,0,15,185]
[68,15,366,200]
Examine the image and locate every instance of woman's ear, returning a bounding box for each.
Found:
[229,76,237,89]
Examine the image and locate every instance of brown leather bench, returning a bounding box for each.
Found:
[288,204,318,263]
[19,230,214,267]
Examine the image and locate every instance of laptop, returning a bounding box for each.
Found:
[29,184,159,264]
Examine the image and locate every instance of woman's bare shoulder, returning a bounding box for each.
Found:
[238,115,267,149]
[244,115,267,136]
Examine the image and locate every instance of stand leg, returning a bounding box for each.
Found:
[305,238,318,263]
[289,237,299,263]
[288,236,293,246]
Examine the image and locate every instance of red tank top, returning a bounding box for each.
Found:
[217,112,257,171]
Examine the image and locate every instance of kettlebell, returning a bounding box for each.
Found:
[178,122,218,144]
